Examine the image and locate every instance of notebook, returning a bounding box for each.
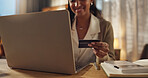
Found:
[101,59,148,77]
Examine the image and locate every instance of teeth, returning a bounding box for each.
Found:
[75,3,77,6]
[75,8,83,12]
[77,9,83,10]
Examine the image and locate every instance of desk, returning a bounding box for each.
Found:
[0,59,108,78]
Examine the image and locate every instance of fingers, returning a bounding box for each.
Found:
[88,42,109,53]
[92,42,109,47]
[92,48,107,58]
[96,50,107,58]
[95,47,109,53]
[89,42,109,58]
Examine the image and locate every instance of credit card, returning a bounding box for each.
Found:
[79,40,100,48]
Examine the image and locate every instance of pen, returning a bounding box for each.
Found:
[114,66,119,69]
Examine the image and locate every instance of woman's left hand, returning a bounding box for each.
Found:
[88,42,109,58]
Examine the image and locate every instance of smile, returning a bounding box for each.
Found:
[75,8,84,13]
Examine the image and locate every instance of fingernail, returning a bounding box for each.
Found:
[91,42,95,44]
[88,44,91,46]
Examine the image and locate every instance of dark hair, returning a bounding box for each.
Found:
[68,1,103,25]
[68,3,75,25]
[90,2,103,20]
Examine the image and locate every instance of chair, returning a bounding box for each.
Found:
[140,44,148,59]
[114,49,121,60]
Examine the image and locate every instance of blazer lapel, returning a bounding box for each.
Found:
[83,14,101,55]
[71,14,101,46]
[84,14,101,40]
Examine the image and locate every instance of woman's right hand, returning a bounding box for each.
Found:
[88,42,109,58]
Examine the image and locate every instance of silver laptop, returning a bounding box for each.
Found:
[0,10,85,74]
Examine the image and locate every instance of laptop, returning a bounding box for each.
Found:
[0,10,86,74]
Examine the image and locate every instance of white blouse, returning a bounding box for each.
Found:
[71,14,100,68]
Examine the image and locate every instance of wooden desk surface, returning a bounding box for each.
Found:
[0,59,108,78]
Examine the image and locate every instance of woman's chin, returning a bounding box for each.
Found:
[75,13,85,17]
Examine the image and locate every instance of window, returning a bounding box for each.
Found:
[0,0,16,16]
[96,0,103,10]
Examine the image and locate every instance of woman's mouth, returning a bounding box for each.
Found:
[75,8,84,13]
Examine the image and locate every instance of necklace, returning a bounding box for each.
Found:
[77,27,84,30]
[76,26,87,30]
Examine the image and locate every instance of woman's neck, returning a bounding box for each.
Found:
[76,13,91,28]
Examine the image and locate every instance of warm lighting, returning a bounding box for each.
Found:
[51,0,68,7]
[120,49,127,61]
[114,38,119,49]
[114,38,121,60]
[104,0,110,2]
[42,5,68,12]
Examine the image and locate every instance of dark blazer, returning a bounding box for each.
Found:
[98,19,115,62]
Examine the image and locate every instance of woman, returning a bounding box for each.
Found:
[68,0,115,69]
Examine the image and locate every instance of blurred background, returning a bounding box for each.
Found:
[0,0,148,61]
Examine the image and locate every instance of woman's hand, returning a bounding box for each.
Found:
[88,42,109,58]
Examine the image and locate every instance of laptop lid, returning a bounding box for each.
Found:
[0,10,76,74]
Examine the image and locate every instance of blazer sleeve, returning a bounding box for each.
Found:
[99,20,115,63]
